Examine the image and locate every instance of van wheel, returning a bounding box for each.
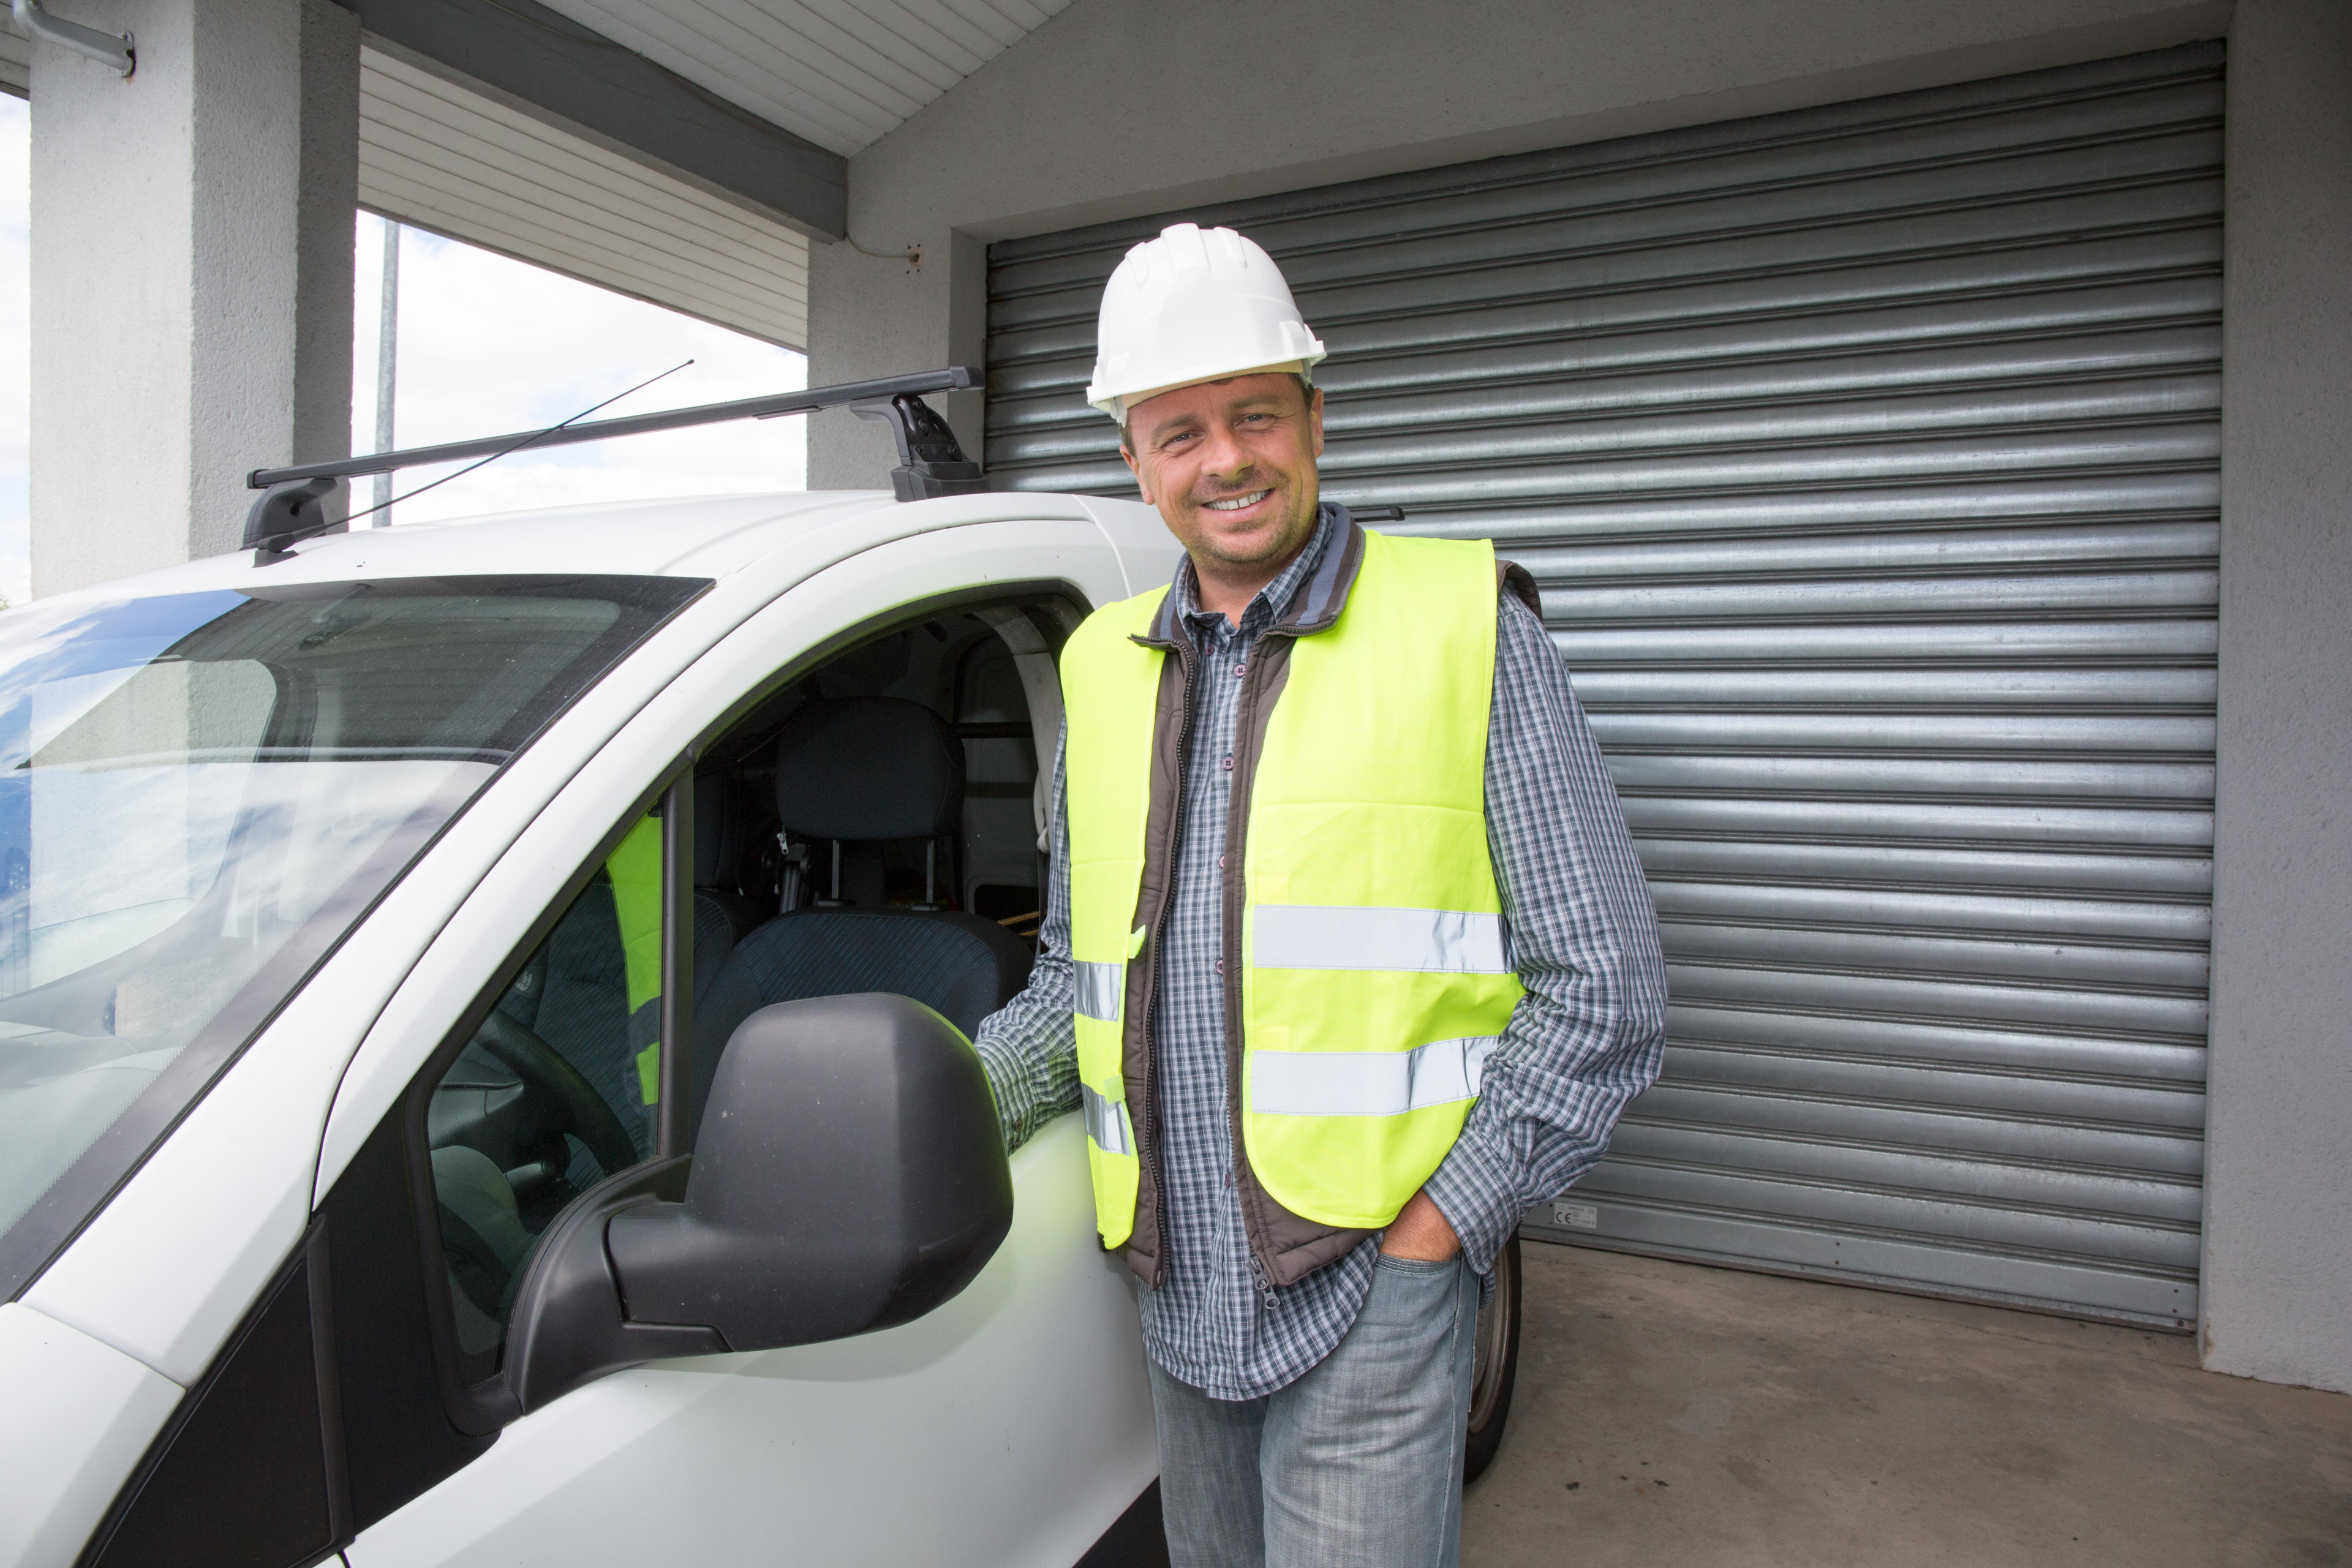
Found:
[1463,1234,1521,1483]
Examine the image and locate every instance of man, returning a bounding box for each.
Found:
[975,222,1667,1567]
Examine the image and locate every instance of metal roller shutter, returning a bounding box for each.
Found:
[984,43,2222,1330]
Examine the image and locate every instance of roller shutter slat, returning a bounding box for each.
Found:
[1585,1159,2199,1267]
[1649,882,2210,941]
[1604,753,2211,800]
[1587,712,2214,754]
[1642,846,2211,902]
[1661,962,2206,1042]
[1657,923,2206,992]
[1471,478,2223,544]
[989,43,2223,1329]
[1619,798,2212,851]
[1663,1003,2206,1082]
[1581,666,2217,706]
[1623,1082,2204,1174]
[1657,1049,2206,1132]
[1559,616,2217,665]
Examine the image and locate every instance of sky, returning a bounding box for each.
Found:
[0,93,808,605]
[348,217,807,529]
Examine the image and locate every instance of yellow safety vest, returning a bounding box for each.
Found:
[1061,529,1523,1245]
[605,814,666,1106]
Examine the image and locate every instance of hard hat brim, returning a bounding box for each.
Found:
[1089,353,1325,424]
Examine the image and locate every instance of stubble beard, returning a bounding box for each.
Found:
[1190,478,1321,570]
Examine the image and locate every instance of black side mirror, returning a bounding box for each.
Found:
[503,993,1012,1414]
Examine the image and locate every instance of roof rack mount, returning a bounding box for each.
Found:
[243,366,987,556]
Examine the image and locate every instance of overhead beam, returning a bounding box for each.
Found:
[337,0,845,241]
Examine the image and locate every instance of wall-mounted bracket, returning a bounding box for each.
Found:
[9,0,133,76]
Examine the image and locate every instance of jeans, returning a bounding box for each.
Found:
[1149,1254,1479,1568]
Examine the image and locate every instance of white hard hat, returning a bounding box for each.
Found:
[1085,223,1327,424]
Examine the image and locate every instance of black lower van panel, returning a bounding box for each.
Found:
[321,1109,497,1532]
[82,1252,333,1568]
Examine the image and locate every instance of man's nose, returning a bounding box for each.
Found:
[1199,422,1253,480]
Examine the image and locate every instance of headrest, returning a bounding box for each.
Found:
[693,772,738,886]
[773,697,963,842]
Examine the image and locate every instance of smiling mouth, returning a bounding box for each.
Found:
[1203,489,1273,513]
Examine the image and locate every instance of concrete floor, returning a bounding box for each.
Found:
[1464,1242,2352,1567]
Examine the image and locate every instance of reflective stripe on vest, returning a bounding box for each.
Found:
[1061,527,1524,1243]
[1253,905,1509,973]
[1074,960,1125,1022]
[1082,1082,1136,1156]
[1250,1036,1499,1117]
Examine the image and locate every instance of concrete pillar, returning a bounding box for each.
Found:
[2199,0,2352,1395]
[28,0,358,597]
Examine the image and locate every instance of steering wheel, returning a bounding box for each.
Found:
[470,1009,643,1178]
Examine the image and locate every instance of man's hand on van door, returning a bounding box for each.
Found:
[1379,1189,1461,1261]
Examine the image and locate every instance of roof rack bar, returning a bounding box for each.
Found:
[247,366,979,489]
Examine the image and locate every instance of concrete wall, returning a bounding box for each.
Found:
[28,0,356,597]
[806,0,2230,485]
[2201,0,2352,1395]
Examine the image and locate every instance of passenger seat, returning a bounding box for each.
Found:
[691,698,1034,1132]
[693,772,765,943]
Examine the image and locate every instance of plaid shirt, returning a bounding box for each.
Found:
[976,503,1667,1400]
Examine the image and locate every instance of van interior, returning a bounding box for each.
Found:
[685,595,1072,1118]
[428,591,1076,1371]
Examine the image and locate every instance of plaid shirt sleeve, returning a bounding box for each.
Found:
[972,717,1082,1151]
[1419,589,1670,1276]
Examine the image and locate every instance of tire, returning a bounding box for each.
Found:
[1463,1234,1521,1484]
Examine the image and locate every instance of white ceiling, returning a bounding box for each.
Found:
[537,0,1073,157]
[361,48,809,348]
[6,1,1071,341]
[3,20,821,349]
[4,1,1075,157]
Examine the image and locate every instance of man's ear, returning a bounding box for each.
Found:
[1121,440,1155,505]
[1308,386,1326,461]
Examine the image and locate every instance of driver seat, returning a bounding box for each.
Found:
[691,698,1033,1132]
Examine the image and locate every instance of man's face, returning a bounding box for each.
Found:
[1120,372,1325,573]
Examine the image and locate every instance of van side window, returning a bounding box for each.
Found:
[424,810,671,1383]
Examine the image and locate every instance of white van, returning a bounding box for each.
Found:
[0,385,1522,1568]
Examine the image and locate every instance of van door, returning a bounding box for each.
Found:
[327,526,1157,1566]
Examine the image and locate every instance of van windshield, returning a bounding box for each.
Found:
[0,573,706,1297]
